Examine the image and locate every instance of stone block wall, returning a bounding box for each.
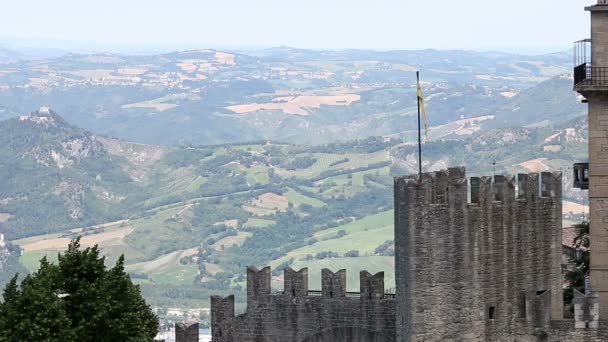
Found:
[361,271,385,301]
[394,167,563,342]
[586,95,608,318]
[175,322,199,342]
[591,7,608,68]
[321,269,346,299]
[247,266,271,307]
[584,3,608,319]
[211,267,395,342]
[574,290,600,329]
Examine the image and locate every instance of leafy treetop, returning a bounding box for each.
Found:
[0,238,158,342]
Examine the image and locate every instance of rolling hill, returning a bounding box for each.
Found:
[0,48,578,146]
[0,106,588,308]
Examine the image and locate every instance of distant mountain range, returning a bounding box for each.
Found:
[0,47,578,146]
[0,46,590,308]
[0,46,66,64]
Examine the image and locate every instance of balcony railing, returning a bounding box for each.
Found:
[574,64,608,87]
[285,290,396,299]
[599,0,608,5]
[574,39,591,68]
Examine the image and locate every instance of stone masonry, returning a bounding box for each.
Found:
[394,168,563,341]
[575,2,608,319]
[176,322,199,342]
[211,266,395,342]
[209,168,608,341]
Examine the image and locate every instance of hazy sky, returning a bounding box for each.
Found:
[0,0,597,52]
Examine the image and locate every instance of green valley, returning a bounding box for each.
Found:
[0,104,588,308]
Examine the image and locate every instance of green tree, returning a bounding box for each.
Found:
[0,238,158,342]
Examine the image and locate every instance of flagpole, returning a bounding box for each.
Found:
[417,71,422,178]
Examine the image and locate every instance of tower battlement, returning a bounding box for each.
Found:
[246,266,271,297]
[210,266,395,342]
[240,266,392,301]
[394,167,562,207]
[394,167,564,341]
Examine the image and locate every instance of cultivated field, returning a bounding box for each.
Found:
[243,192,289,216]
[270,210,393,269]
[128,247,199,273]
[429,115,495,139]
[227,94,361,116]
[122,93,200,112]
[211,232,253,250]
[17,226,134,253]
[519,158,549,172]
[284,188,325,208]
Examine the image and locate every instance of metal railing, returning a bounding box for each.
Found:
[574,64,608,86]
[574,39,591,67]
[599,0,608,5]
[285,290,395,299]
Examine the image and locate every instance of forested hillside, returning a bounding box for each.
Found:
[0,106,588,307]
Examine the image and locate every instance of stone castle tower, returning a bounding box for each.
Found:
[394,169,564,341]
[574,0,608,320]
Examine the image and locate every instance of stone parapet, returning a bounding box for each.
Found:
[175,322,198,342]
[211,267,395,342]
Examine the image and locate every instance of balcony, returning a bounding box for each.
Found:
[574,64,608,87]
[573,163,589,190]
[573,39,608,93]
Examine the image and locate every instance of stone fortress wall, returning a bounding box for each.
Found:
[204,168,608,342]
[210,266,396,342]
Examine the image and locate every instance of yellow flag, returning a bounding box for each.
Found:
[417,78,428,139]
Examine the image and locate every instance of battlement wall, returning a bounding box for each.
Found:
[211,266,396,342]
[207,165,608,342]
[394,167,563,342]
[240,266,391,301]
[175,322,199,342]
[395,167,561,207]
